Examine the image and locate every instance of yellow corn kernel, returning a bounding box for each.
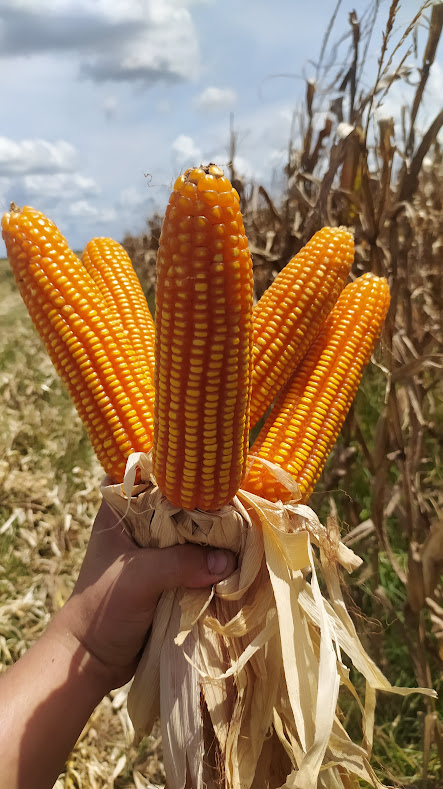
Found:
[244,273,390,503]
[82,237,156,384]
[2,204,155,482]
[153,165,254,511]
[250,227,354,427]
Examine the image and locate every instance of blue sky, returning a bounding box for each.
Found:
[0,0,441,255]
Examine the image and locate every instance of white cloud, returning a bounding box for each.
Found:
[171,134,202,164]
[0,0,200,85]
[119,186,149,207]
[0,138,77,176]
[68,200,116,223]
[280,107,294,124]
[0,176,11,212]
[23,172,99,199]
[103,96,117,119]
[166,0,214,7]
[156,98,172,113]
[0,176,11,190]
[231,155,257,180]
[268,149,287,166]
[211,152,257,181]
[194,86,237,112]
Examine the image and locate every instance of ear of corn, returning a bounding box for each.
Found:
[82,237,156,383]
[244,273,390,503]
[153,164,254,511]
[2,205,155,482]
[250,226,354,427]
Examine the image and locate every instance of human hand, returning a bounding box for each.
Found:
[54,500,236,691]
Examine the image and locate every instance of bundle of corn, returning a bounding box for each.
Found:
[2,166,435,789]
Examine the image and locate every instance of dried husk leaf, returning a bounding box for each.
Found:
[101,452,435,789]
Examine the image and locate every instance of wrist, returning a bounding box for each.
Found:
[48,607,126,695]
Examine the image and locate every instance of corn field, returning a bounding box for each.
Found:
[1,1,442,787]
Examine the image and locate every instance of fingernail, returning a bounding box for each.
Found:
[207,550,229,576]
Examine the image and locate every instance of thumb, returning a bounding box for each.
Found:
[142,543,237,593]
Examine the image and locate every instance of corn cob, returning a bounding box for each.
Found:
[153,164,254,511]
[250,227,354,427]
[244,273,390,503]
[2,204,155,482]
[82,238,156,383]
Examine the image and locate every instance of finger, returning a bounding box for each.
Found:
[92,500,136,550]
[135,543,237,593]
[93,500,120,532]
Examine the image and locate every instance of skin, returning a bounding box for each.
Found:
[0,501,236,789]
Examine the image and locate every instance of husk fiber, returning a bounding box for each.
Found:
[101,451,435,789]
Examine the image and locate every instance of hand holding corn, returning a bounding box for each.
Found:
[0,501,235,789]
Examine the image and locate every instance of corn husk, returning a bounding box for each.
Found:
[101,451,435,789]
